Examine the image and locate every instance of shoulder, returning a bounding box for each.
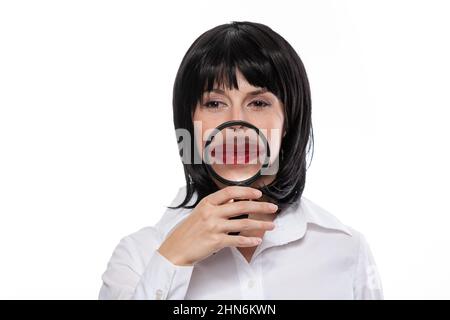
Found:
[299,198,383,297]
[300,196,369,258]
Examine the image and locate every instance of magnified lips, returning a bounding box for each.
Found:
[210,139,265,164]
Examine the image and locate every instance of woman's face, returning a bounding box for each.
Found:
[193,69,285,189]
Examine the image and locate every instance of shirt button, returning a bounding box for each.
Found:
[155,289,163,300]
[248,279,255,288]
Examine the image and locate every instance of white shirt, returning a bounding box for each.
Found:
[98,186,383,300]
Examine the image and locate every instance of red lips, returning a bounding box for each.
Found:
[210,137,261,164]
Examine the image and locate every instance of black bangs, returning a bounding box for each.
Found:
[198,58,279,105]
[184,24,284,115]
[171,21,313,210]
[194,39,280,102]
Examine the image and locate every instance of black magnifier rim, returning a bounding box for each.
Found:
[203,120,271,186]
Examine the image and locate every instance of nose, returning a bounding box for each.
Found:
[228,124,246,131]
[228,105,247,124]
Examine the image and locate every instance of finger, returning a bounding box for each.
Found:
[220,218,275,233]
[222,235,263,248]
[207,186,262,205]
[218,200,278,218]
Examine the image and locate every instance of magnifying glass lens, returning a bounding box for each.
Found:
[207,127,267,184]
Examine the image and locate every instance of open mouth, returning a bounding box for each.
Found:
[210,137,265,165]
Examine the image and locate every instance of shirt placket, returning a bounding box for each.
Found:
[230,247,264,300]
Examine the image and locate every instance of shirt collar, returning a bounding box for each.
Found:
[254,195,353,256]
[155,187,353,251]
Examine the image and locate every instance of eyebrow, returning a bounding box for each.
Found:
[205,88,268,96]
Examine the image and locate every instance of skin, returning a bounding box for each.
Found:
[158,69,285,265]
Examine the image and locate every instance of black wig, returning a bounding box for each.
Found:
[170,21,314,211]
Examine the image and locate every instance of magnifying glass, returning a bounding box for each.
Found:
[203,120,271,235]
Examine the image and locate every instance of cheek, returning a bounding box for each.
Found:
[256,107,284,160]
[193,105,221,129]
[192,108,204,157]
[253,107,284,137]
[250,100,284,128]
[258,116,283,132]
[192,107,218,159]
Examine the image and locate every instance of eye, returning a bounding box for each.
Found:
[202,100,225,109]
[249,100,271,108]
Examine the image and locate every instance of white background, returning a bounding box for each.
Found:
[0,0,449,299]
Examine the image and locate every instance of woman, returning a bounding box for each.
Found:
[98,21,383,300]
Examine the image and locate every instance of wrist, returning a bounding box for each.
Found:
[157,246,193,267]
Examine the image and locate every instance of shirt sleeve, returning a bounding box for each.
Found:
[98,228,194,300]
[353,232,384,300]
